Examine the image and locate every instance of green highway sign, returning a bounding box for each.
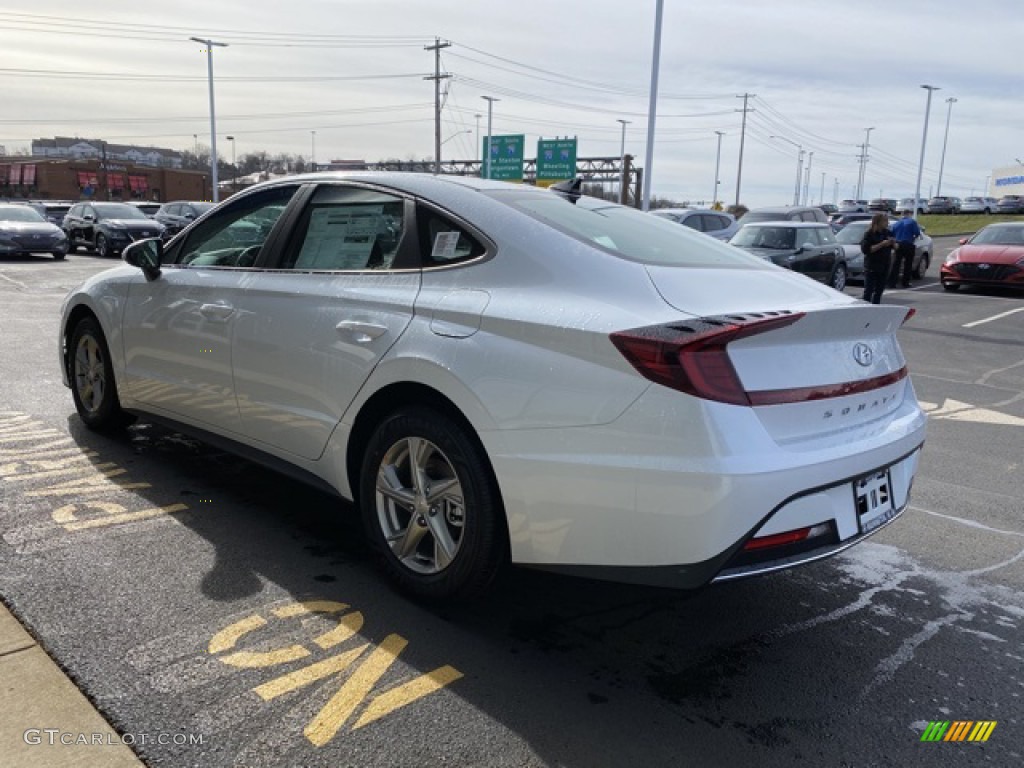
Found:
[536,138,577,187]
[483,134,525,181]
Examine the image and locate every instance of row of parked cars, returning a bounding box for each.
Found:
[0,199,214,259]
[831,195,1024,215]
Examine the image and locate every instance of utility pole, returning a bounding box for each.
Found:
[856,127,874,200]
[190,36,228,202]
[617,118,630,202]
[936,97,957,196]
[735,93,754,207]
[424,38,451,175]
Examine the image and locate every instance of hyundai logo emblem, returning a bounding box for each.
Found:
[978,263,991,270]
[853,343,873,367]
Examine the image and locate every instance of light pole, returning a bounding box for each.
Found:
[617,118,630,202]
[713,131,724,206]
[190,36,228,202]
[914,85,940,221]
[310,130,316,172]
[226,135,235,192]
[819,172,825,207]
[802,151,814,205]
[856,127,874,200]
[770,135,803,205]
[193,134,198,156]
[936,97,957,196]
[481,96,499,179]
[474,113,482,163]
[641,0,665,211]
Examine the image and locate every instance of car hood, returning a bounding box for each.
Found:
[104,219,164,230]
[956,244,1024,264]
[645,263,850,316]
[0,222,63,236]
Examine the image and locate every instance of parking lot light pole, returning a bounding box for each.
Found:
[311,130,316,172]
[713,131,724,206]
[936,97,957,196]
[617,119,630,201]
[190,36,228,203]
[914,86,940,221]
[641,0,665,212]
[481,96,499,179]
[770,135,802,205]
[226,136,235,192]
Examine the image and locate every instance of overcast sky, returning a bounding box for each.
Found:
[3,1,1022,207]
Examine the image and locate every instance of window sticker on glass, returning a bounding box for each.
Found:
[432,231,461,260]
[295,206,383,270]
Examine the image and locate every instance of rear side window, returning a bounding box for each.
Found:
[416,206,486,266]
[494,192,768,268]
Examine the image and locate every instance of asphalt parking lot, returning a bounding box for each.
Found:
[1,236,1021,767]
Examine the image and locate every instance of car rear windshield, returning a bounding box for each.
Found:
[489,192,769,268]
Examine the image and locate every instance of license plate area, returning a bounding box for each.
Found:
[854,470,896,534]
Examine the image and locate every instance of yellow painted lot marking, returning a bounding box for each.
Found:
[209,599,463,746]
[353,664,464,730]
[53,501,189,531]
[255,645,369,701]
[209,615,268,655]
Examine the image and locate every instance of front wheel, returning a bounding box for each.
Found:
[829,262,848,291]
[359,407,506,599]
[96,233,113,258]
[69,317,134,430]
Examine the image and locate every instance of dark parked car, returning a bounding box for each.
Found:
[736,205,827,225]
[926,196,960,214]
[63,202,166,257]
[0,203,68,260]
[729,221,847,290]
[996,195,1024,214]
[829,211,874,232]
[868,198,898,213]
[154,200,216,239]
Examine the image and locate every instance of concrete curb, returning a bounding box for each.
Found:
[0,603,145,768]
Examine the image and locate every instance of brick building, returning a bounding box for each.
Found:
[0,158,210,202]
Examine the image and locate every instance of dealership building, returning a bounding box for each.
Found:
[990,164,1024,197]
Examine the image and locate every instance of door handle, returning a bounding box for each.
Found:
[336,320,388,343]
[199,303,235,321]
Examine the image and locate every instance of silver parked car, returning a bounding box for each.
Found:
[650,208,739,241]
[959,197,998,214]
[836,219,933,282]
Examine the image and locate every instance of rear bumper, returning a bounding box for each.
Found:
[485,379,927,586]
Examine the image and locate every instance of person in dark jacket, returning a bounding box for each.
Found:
[860,213,895,304]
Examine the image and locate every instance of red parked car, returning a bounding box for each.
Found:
[941,223,1024,291]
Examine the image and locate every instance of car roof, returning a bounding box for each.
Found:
[742,220,825,228]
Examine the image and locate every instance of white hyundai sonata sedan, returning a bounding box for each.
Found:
[59,173,926,598]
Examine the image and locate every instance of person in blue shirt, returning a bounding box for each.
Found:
[889,208,922,288]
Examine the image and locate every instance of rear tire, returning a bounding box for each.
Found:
[69,317,134,431]
[912,253,929,280]
[359,407,506,599]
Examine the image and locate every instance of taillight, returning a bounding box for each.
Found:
[610,312,804,406]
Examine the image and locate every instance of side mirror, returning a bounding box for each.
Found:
[83,213,95,222]
[958,238,969,245]
[123,238,163,281]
